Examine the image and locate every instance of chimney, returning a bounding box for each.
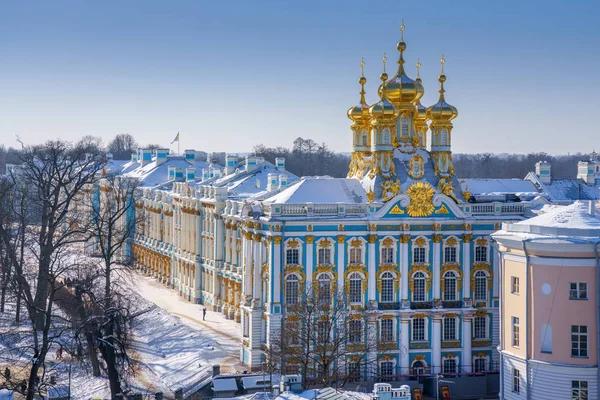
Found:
[267,173,278,191]
[174,167,184,181]
[168,166,176,180]
[589,200,596,217]
[184,149,196,161]
[186,167,196,182]
[202,168,209,181]
[131,152,138,163]
[577,161,595,185]
[275,157,285,171]
[140,149,153,167]
[535,161,551,184]
[155,148,169,166]
[225,155,238,175]
[279,174,288,189]
[245,156,258,172]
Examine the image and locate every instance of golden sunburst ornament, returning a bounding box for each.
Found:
[406,182,436,217]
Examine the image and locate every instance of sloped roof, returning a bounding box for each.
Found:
[541,179,600,201]
[459,179,540,196]
[265,178,367,204]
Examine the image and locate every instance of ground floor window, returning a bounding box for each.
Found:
[572,380,588,400]
[379,361,394,382]
[412,361,425,376]
[442,358,457,374]
[347,361,362,382]
[512,368,520,393]
[474,358,486,373]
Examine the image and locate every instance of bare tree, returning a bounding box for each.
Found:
[107,133,138,160]
[0,139,105,399]
[266,285,383,389]
[77,172,141,396]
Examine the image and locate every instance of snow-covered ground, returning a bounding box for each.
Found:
[0,268,243,399]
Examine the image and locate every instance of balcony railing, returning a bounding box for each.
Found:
[411,301,433,310]
[442,300,464,309]
[378,302,401,310]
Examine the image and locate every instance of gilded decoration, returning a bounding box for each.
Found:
[244,232,253,240]
[287,239,300,248]
[389,204,405,215]
[437,177,459,203]
[440,264,463,292]
[463,185,471,202]
[366,189,375,204]
[313,264,338,283]
[337,235,346,244]
[475,237,488,247]
[318,238,332,247]
[408,155,425,180]
[273,236,282,244]
[435,205,450,215]
[377,264,399,292]
[350,238,363,248]
[409,264,431,293]
[462,234,472,243]
[411,313,426,319]
[367,223,377,231]
[382,237,394,247]
[348,313,363,320]
[476,352,488,358]
[414,237,427,247]
[367,235,378,244]
[307,224,313,231]
[432,234,443,243]
[274,225,281,232]
[381,179,401,202]
[443,353,458,359]
[472,340,491,348]
[378,342,397,351]
[348,344,367,352]
[338,224,345,231]
[446,237,458,247]
[475,309,488,317]
[406,182,436,217]
[400,235,411,244]
[443,313,458,318]
[306,236,315,244]
[442,341,460,348]
[345,264,367,291]
[414,355,426,361]
[432,223,442,231]
[253,233,263,242]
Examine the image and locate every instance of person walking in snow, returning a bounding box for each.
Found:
[203,307,207,321]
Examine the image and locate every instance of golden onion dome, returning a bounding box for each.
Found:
[427,70,458,122]
[347,60,371,124]
[369,56,397,120]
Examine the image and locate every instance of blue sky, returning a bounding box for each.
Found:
[1,0,599,154]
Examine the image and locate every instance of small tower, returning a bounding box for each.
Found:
[382,21,424,147]
[536,161,552,184]
[427,55,458,177]
[347,58,373,178]
[368,54,397,176]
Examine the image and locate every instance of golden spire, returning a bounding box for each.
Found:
[359,58,367,104]
[396,21,406,72]
[416,59,421,81]
[440,54,445,74]
[361,57,365,77]
[438,54,447,99]
[400,19,405,41]
[382,52,387,75]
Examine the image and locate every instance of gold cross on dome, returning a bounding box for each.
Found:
[400,20,405,40]
[441,54,445,73]
[416,59,421,78]
[361,57,365,76]
[382,52,387,72]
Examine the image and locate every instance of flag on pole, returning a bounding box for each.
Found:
[171,131,180,144]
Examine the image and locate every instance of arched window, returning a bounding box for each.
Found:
[383,129,390,144]
[380,272,395,303]
[348,319,363,343]
[355,132,360,145]
[475,245,488,262]
[349,247,363,265]
[318,274,332,306]
[286,248,299,265]
[474,271,488,301]
[413,272,427,302]
[412,361,425,376]
[444,271,457,301]
[318,247,331,265]
[361,131,368,146]
[349,272,363,303]
[285,274,300,306]
[440,130,448,146]
[401,118,409,137]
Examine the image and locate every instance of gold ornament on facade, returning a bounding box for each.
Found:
[253,233,263,242]
[463,185,471,202]
[305,235,315,244]
[313,264,338,283]
[307,224,313,232]
[475,309,488,317]
[406,182,436,217]
[411,313,426,319]
[437,177,459,203]
[273,236,282,244]
[432,223,442,231]
[445,236,458,247]
[408,155,425,180]
[432,234,443,243]
[338,224,345,231]
[367,223,377,231]
[414,237,427,247]
[244,232,253,240]
[382,237,394,247]
[318,238,332,247]
[475,237,488,247]
[350,238,363,248]
[287,238,300,248]
[462,234,472,243]
[414,354,426,361]
[400,235,411,244]
[367,235,378,244]
[381,179,401,202]
[337,235,346,244]
[409,265,431,293]
[366,189,375,204]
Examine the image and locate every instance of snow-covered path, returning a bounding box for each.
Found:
[130,272,243,374]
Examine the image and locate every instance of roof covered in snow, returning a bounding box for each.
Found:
[212,378,239,392]
[459,178,540,196]
[264,178,367,204]
[539,179,600,201]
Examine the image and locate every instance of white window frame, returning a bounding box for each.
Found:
[317,273,333,306]
[411,360,427,376]
[285,248,299,266]
[412,271,428,302]
[348,319,363,344]
[572,380,589,400]
[571,325,588,357]
[380,271,396,303]
[511,276,519,294]
[512,368,520,393]
[412,317,427,342]
[381,247,395,264]
[443,271,457,301]
[317,247,332,265]
[379,360,395,381]
[285,273,300,306]
[473,357,488,373]
[443,317,458,341]
[348,239,366,265]
[380,318,395,342]
[348,272,363,304]
[284,238,303,266]
[474,315,488,340]
[442,357,457,374]
[512,317,520,348]
[443,238,459,264]
[474,270,488,301]
[474,243,488,263]
[569,282,588,300]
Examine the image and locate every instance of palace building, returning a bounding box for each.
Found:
[78,24,600,396]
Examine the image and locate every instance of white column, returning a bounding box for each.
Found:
[400,236,410,302]
[196,210,202,256]
[306,236,314,287]
[253,235,262,301]
[492,243,499,300]
[432,315,442,374]
[272,238,282,306]
[462,314,473,373]
[214,217,224,262]
[337,235,345,292]
[243,232,252,296]
[432,236,442,301]
[400,319,410,376]
[367,237,376,303]
[462,235,472,300]
[231,227,238,267]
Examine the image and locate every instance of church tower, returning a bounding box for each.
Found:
[347,59,372,179]
[427,55,458,177]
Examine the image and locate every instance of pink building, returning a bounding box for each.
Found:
[493,201,599,400]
